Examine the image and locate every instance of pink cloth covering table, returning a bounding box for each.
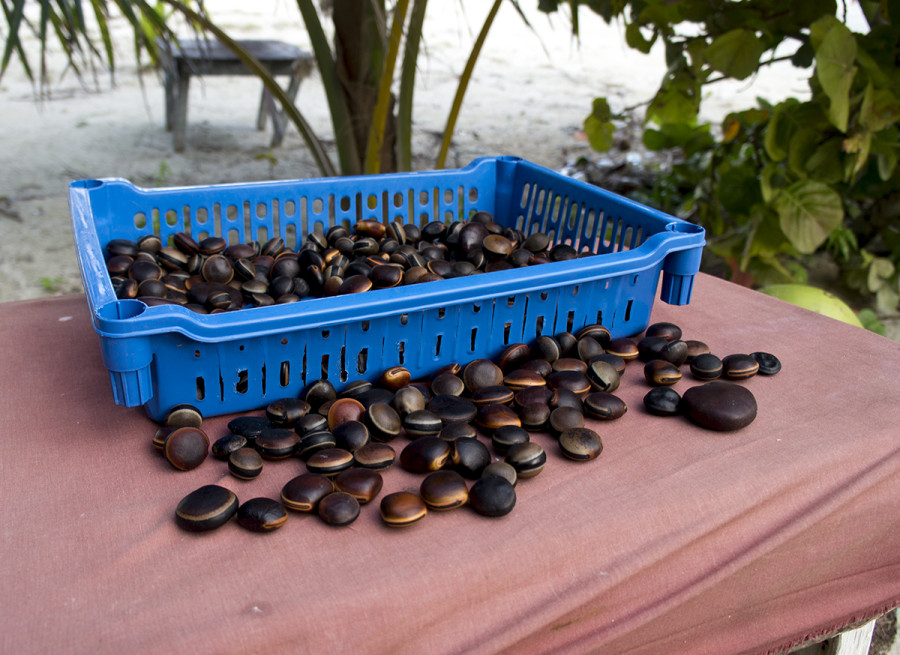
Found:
[1,273,899,654]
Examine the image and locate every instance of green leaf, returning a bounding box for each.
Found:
[625,22,654,54]
[717,165,763,214]
[860,83,900,132]
[867,256,895,293]
[584,97,615,151]
[773,180,844,253]
[703,29,766,81]
[876,286,900,314]
[814,21,857,132]
[764,100,802,161]
[646,70,700,126]
[787,128,820,178]
[857,308,886,336]
[760,164,786,204]
[804,137,844,184]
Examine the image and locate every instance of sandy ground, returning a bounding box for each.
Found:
[0,1,812,303]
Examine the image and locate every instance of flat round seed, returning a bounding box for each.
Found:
[471,385,515,407]
[403,409,444,439]
[503,369,547,392]
[550,388,584,411]
[305,379,337,410]
[237,497,287,532]
[450,437,492,478]
[227,416,273,443]
[496,343,531,372]
[555,332,578,357]
[380,491,428,527]
[334,468,384,505]
[306,447,354,476]
[318,491,361,526]
[164,427,209,471]
[681,381,758,431]
[391,386,426,418]
[426,395,478,424]
[576,336,605,363]
[339,380,373,400]
[476,403,521,433]
[519,402,551,432]
[590,353,626,376]
[514,386,553,409]
[586,360,621,393]
[645,321,682,341]
[255,428,300,460]
[638,336,669,362]
[327,398,367,431]
[481,462,517,487]
[400,437,451,473]
[690,353,723,380]
[175,484,238,532]
[380,366,412,391]
[559,427,603,462]
[431,372,466,397]
[356,387,396,409]
[606,337,639,361]
[643,387,683,416]
[353,442,396,470]
[583,392,627,421]
[439,422,478,441]
[750,351,782,375]
[164,403,203,428]
[531,335,561,363]
[659,340,689,367]
[463,359,504,393]
[643,360,683,386]
[549,406,585,435]
[281,473,335,512]
[552,357,588,373]
[722,354,760,380]
[505,442,547,478]
[265,398,311,427]
[331,420,370,452]
[491,425,530,454]
[574,324,611,347]
[420,470,469,510]
[519,359,552,377]
[212,433,247,460]
[152,427,175,452]
[685,340,710,362]
[547,370,592,397]
[295,430,337,460]
[468,476,516,517]
[228,447,263,480]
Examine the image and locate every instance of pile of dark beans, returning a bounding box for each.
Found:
[105,211,594,313]
[164,321,780,534]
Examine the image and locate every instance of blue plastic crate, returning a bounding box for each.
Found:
[69,156,705,421]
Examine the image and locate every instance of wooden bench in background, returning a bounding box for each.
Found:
[157,38,315,152]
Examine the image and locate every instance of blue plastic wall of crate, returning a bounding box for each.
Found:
[69,157,707,418]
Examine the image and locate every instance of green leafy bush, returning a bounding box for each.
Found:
[542,0,900,313]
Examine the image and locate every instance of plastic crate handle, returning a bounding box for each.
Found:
[660,221,705,305]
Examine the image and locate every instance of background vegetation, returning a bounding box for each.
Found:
[2,0,898,317]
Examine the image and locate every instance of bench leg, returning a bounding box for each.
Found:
[163,72,176,132]
[173,73,190,152]
[257,88,271,132]
[269,65,307,148]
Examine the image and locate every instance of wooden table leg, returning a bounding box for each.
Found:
[164,71,176,132]
[269,59,311,148]
[173,72,191,152]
